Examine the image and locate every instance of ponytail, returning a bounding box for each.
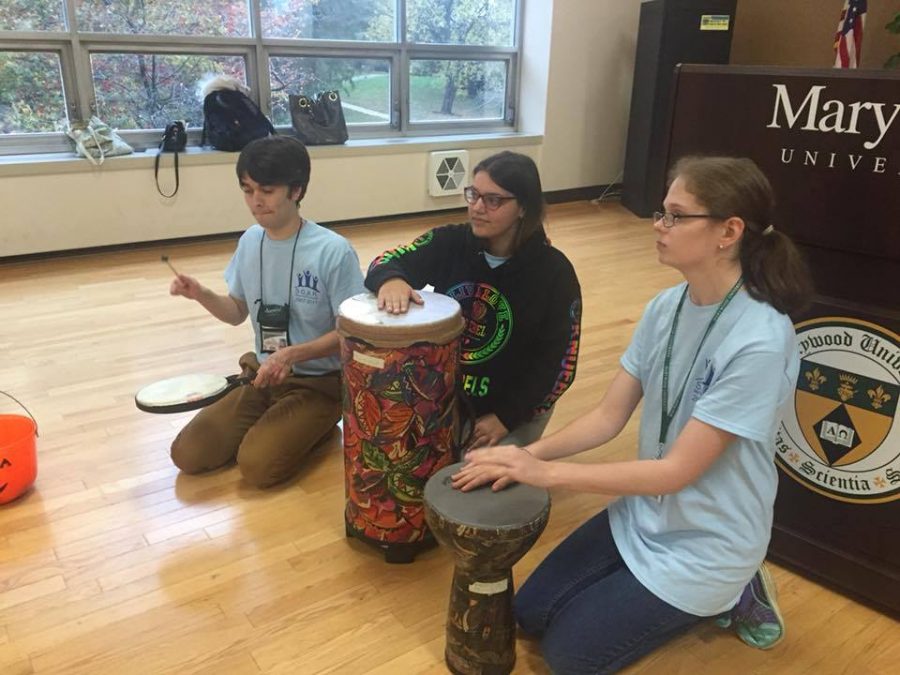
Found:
[739,226,813,315]
[670,156,813,315]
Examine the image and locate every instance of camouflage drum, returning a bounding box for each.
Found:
[424,462,551,675]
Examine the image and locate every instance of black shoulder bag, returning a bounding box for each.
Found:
[289,91,349,145]
[155,121,187,198]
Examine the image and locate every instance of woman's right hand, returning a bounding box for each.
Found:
[377,277,423,314]
[452,445,548,492]
[169,273,203,301]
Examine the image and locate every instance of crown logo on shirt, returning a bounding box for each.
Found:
[297,270,320,293]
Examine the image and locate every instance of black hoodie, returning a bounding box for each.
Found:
[365,223,581,432]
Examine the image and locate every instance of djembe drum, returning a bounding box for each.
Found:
[424,462,551,675]
[337,291,465,563]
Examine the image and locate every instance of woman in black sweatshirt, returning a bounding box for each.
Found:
[365,151,582,450]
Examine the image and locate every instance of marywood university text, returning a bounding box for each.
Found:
[767,83,899,175]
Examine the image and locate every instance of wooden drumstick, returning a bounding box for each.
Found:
[160,255,180,277]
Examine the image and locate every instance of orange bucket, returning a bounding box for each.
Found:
[0,391,38,505]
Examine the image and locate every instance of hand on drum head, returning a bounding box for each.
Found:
[452,445,546,493]
[169,273,203,301]
[377,278,424,315]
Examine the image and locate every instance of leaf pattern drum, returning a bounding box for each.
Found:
[337,292,465,554]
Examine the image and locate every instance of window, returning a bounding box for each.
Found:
[0,1,65,32]
[0,0,521,156]
[0,51,67,134]
[406,0,516,46]
[75,1,252,38]
[92,54,248,130]
[269,57,391,128]
[260,0,395,41]
[410,60,507,124]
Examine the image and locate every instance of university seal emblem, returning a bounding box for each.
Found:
[776,317,900,504]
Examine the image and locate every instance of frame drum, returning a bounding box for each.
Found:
[135,373,250,414]
[338,291,465,563]
[424,463,551,675]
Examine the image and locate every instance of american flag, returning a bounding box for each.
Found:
[833,0,867,68]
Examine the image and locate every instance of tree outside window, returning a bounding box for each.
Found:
[0,0,519,151]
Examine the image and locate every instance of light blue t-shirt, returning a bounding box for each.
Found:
[610,282,799,616]
[225,220,365,375]
[483,252,509,269]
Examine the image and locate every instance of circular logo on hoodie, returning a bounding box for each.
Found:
[445,282,512,364]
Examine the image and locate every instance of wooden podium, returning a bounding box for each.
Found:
[660,65,900,616]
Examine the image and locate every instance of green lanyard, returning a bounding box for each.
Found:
[657,277,743,460]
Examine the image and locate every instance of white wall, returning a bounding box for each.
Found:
[539,0,642,192]
[0,0,643,257]
[0,140,541,255]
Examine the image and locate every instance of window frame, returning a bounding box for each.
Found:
[0,0,523,156]
[404,46,518,132]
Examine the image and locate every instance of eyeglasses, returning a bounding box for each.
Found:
[463,186,517,211]
[653,211,725,228]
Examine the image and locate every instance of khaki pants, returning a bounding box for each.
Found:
[170,352,341,487]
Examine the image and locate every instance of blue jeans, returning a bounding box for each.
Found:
[514,509,704,674]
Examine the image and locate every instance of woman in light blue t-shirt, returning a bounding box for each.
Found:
[453,156,813,674]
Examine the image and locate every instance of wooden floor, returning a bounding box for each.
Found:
[0,201,896,674]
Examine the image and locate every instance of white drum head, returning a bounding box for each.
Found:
[135,374,229,413]
[337,291,465,348]
[339,291,460,328]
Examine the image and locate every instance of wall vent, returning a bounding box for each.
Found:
[428,150,469,197]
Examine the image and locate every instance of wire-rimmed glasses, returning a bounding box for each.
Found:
[653,211,725,228]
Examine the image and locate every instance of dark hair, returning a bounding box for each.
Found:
[236,136,311,205]
[670,155,813,315]
[472,151,546,253]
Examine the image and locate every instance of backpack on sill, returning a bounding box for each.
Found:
[200,76,275,152]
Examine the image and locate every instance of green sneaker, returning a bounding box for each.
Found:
[717,563,785,649]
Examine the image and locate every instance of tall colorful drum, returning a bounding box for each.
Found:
[337,291,465,563]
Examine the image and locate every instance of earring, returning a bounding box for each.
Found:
[718,244,724,250]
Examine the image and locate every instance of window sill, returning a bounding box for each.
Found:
[0,132,543,178]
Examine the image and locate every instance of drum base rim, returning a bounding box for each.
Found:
[445,646,516,675]
[344,520,437,564]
